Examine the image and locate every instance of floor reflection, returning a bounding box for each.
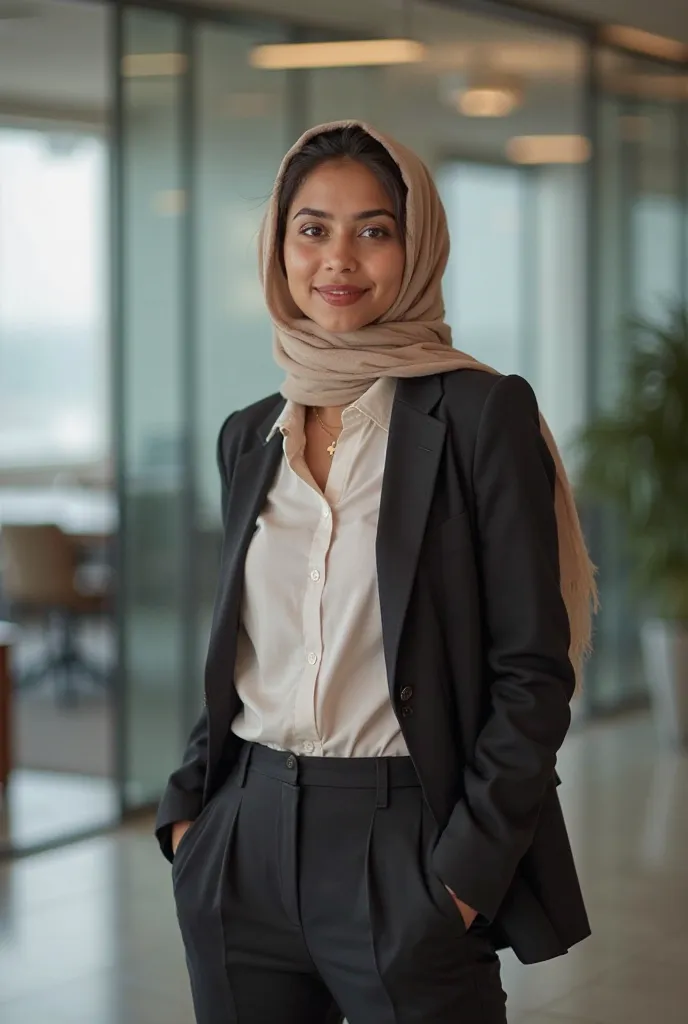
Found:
[0,771,118,856]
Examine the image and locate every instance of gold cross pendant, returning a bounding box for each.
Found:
[327,441,337,457]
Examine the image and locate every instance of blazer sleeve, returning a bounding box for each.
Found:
[154,413,236,863]
[431,373,576,921]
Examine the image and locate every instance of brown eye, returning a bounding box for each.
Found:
[361,226,390,239]
[300,224,326,238]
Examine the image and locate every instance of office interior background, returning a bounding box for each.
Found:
[0,0,686,856]
[1,2,688,1022]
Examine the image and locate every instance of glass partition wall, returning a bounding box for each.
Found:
[587,49,687,711]
[115,5,293,811]
[114,0,596,812]
[113,1,688,819]
[192,20,290,699]
[118,6,188,807]
[0,0,118,858]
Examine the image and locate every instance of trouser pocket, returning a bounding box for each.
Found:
[418,797,468,932]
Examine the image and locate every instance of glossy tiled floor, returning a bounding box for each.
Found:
[0,771,118,855]
[0,710,686,1023]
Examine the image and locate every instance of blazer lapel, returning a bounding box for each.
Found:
[377,376,446,697]
[205,413,284,711]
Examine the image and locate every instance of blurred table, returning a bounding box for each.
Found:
[0,622,18,789]
[0,488,117,543]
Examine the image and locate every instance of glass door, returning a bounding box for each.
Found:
[588,49,685,710]
[191,20,289,717]
[115,5,292,809]
[117,5,187,806]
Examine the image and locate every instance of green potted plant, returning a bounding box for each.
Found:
[576,306,688,748]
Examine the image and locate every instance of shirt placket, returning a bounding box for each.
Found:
[294,495,331,755]
[293,420,358,756]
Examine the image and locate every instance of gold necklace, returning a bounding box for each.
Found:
[313,408,341,457]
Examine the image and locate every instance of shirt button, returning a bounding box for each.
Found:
[322,505,330,518]
[307,652,318,666]
[310,569,321,582]
[302,740,315,754]
[400,686,414,702]
[286,755,296,769]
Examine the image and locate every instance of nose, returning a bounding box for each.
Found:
[324,235,357,274]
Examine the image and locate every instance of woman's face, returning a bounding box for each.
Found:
[282,157,405,333]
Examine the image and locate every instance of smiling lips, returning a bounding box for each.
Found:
[315,285,368,307]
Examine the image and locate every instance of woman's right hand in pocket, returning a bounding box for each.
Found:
[172,819,194,856]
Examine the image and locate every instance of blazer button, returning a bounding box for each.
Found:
[400,686,413,702]
[401,705,414,718]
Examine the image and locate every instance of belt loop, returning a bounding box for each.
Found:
[376,759,389,809]
[236,742,252,788]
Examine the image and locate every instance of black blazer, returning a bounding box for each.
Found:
[155,369,590,965]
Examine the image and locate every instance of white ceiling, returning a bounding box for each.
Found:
[0,1,109,116]
[0,0,686,123]
[195,0,688,42]
[530,0,688,42]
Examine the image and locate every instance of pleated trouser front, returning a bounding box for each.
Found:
[172,742,507,1024]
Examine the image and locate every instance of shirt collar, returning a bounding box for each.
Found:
[267,377,397,442]
[348,376,396,432]
[266,400,302,443]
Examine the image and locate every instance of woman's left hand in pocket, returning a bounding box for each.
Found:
[446,888,478,930]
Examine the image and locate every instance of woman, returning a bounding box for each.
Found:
[156,121,596,1024]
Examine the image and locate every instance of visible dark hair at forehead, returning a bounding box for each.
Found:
[276,126,408,260]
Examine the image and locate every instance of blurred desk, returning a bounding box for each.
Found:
[0,622,17,788]
[0,488,117,543]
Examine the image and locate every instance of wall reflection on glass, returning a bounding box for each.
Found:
[119,5,187,808]
[588,49,685,711]
[0,0,116,856]
[192,20,288,706]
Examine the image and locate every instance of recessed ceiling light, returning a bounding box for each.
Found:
[454,86,521,118]
[506,135,592,165]
[249,39,426,70]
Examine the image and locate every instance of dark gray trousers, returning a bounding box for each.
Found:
[172,743,507,1024]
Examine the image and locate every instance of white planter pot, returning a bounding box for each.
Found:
[641,619,688,749]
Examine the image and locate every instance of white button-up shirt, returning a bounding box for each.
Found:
[231,377,409,758]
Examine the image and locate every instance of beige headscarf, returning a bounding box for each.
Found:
[259,120,598,680]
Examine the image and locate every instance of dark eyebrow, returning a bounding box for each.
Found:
[292,207,396,221]
[356,209,396,221]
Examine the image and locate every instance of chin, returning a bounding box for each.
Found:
[308,306,371,333]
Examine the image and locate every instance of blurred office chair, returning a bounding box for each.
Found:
[0,524,111,707]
